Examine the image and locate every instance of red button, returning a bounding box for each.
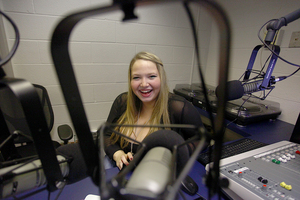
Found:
[238,172,243,178]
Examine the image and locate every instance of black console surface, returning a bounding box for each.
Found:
[174,83,281,126]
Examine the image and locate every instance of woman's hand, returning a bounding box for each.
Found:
[113,150,134,170]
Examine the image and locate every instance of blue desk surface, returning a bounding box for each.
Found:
[4,109,295,200]
[4,161,219,200]
[196,107,295,144]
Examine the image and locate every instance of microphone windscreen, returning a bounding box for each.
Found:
[56,143,88,184]
[216,80,244,101]
[125,147,172,197]
[138,130,189,175]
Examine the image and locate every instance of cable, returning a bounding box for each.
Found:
[196,192,207,200]
[0,10,20,68]
[257,19,300,86]
[238,47,272,83]
[258,19,300,68]
[53,184,66,200]
[178,189,187,200]
[2,156,39,177]
[11,187,48,200]
[285,68,300,78]
[183,1,216,136]
[225,95,251,127]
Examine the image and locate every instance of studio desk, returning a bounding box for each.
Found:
[4,107,295,200]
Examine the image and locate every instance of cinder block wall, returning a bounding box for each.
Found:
[0,1,212,142]
[2,0,299,143]
[209,0,300,125]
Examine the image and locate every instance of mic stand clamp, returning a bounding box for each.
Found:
[242,44,280,100]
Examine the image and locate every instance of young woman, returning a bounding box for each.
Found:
[104,52,204,172]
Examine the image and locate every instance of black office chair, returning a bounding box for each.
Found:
[3,84,73,157]
[36,84,75,145]
[58,124,73,144]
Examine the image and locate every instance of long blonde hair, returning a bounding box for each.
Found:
[110,52,170,148]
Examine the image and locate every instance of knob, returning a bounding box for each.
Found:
[262,179,268,184]
[261,184,267,191]
[238,172,243,178]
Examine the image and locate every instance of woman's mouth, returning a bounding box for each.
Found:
[139,89,152,97]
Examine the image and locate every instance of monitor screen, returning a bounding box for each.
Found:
[289,113,300,144]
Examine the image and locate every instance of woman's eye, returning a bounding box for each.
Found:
[149,75,157,79]
[132,77,140,80]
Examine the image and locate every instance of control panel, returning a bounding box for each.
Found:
[206,141,300,200]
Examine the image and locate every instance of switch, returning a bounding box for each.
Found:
[289,31,300,48]
[262,179,268,184]
[280,182,286,188]
[285,185,292,191]
[238,172,243,178]
[258,177,263,182]
[258,177,268,184]
[272,159,280,164]
[261,184,267,191]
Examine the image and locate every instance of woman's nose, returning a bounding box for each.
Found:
[140,78,148,87]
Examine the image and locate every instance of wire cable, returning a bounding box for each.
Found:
[183,1,216,135]
[0,10,20,68]
[258,19,300,69]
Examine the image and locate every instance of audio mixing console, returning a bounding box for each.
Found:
[206,141,300,200]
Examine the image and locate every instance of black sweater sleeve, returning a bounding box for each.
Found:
[168,93,204,154]
[104,93,127,159]
[168,93,203,140]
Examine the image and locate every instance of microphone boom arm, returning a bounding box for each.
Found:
[265,8,300,44]
[242,44,280,100]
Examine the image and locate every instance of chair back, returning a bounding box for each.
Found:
[2,84,54,144]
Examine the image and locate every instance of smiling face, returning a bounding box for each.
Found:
[130,59,161,106]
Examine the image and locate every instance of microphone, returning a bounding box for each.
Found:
[122,130,190,198]
[216,79,267,101]
[125,146,172,198]
[0,155,69,199]
[0,143,88,199]
[265,8,300,44]
[56,143,88,184]
[137,129,189,175]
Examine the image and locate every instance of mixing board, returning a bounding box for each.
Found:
[205,141,300,200]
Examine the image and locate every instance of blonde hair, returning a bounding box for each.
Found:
[110,52,170,148]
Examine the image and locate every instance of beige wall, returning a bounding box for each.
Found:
[1,0,300,142]
[0,0,211,142]
[207,0,300,125]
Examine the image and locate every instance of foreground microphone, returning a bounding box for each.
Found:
[216,80,264,101]
[56,143,88,184]
[0,155,68,199]
[125,147,172,198]
[137,129,189,175]
[123,130,189,198]
[0,143,88,199]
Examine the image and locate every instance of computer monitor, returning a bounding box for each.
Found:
[289,113,300,144]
